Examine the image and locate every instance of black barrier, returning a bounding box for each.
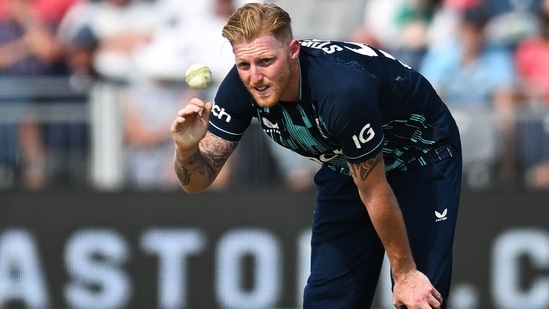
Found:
[1,189,548,309]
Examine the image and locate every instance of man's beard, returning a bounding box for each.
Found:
[249,61,292,108]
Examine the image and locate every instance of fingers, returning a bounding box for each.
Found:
[427,296,442,309]
[172,98,212,133]
[178,98,205,116]
[177,98,213,118]
[170,116,184,133]
[430,288,443,308]
[201,101,212,120]
[393,292,443,309]
[433,289,442,303]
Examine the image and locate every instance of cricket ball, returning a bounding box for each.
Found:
[185,63,212,89]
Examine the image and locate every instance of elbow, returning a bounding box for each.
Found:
[179,182,209,194]
[180,185,201,195]
[181,187,197,194]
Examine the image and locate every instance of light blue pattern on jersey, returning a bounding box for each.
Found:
[258,105,454,176]
[257,104,350,174]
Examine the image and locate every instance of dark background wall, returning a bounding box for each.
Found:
[0,189,548,309]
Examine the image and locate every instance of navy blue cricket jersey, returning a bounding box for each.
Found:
[209,39,457,176]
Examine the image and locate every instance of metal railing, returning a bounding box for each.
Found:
[1,76,549,191]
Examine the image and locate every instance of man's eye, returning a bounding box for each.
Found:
[237,63,250,70]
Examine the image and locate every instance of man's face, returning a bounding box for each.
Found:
[232,34,296,108]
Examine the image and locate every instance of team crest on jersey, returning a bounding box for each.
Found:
[262,117,280,135]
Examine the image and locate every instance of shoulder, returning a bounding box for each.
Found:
[299,40,393,67]
[299,40,383,88]
[209,67,254,141]
[299,42,384,131]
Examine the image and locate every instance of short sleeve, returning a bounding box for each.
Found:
[209,67,254,141]
[321,74,385,163]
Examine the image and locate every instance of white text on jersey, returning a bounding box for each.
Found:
[212,105,232,123]
[351,123,375,149]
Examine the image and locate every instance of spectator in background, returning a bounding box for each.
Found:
[60,0,158,84]
[35,0,81,24]
[118,0,257,190]
[349,0,400,49]
[420,7,516,107]
[121,44,190,191]
[59,24,98,92]
[350,0,458,69]
[271,0,367,41]
[92,0,158,84]
[515,0,549,104]
[392,0,445,68]
[481,0,542,17]
[480,0,542,49]
[419,6,517,187]
[0,0,68,189]
[514,0,549,188]
[56,0,159,190]
[149,0,240,99]
[46,23,98,189]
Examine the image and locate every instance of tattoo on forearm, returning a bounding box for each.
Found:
[174,137,237,186]
[349,154,382,181]
[174,151,202,186]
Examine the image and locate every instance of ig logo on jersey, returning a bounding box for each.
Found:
[351,123,375,149]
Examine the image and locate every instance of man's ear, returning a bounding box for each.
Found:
[289,39,300,60]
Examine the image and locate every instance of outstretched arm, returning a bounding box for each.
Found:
[348,152,443,309]
[171,98,237,193]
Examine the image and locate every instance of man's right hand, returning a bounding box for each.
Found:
[171,98,212,153]
[392,270,442,309]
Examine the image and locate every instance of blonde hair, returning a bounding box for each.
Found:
[222,3,293,44]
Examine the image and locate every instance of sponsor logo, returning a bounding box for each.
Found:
[211,105,232,123]
[262,118,279,130]
[351,123,375,149]
[314,118,330,140]
[306,149,343,164]
[435,209,448,222]
[261,117,280,135]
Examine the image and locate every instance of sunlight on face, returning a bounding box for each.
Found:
[232,35,294,108]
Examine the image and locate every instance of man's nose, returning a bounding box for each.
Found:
[250,65,263,84]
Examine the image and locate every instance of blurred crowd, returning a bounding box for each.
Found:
[1,0,549,191]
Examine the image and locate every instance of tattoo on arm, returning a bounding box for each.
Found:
[349,153,382,181]
[174,151,201,186]
[174,136,237,186]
